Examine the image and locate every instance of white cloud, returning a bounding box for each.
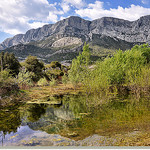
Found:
[60,16,66,20]
[1,0,150,38]
[0,0,63,35]
[60,0,85,13]
[75,1,150,21]
[63,0,85,8]
[29,22,48,29]
[61,2,70,13]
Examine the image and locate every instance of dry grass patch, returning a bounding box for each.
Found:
[26,84,83,103]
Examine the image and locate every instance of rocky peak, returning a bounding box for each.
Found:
[49,16,91,36]
[66,16,91,30]
[132,15,150,30]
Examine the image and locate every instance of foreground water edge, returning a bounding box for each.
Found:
[0,92,150,146]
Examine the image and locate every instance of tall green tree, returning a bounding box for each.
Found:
[0,52,21,76]
[0,51,4,71]
[24,55,44,82]
[82,42,91,66]
[68,43,91,86]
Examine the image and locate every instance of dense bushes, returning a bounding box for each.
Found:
[1,43,150,97]
[0,52,20,96]
[45,61,66,80]
[0,70,18,95]
[17,69,34,89]
[0,52,21,76]
[69,44,150,95]
[87,44,150,95]
[0,52,69,93]
[24,55,45,82]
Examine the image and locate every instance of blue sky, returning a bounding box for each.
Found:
[0,0,150,43]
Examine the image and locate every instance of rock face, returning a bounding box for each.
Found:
[52,37,82,47]
[1,15,150,50]
[90,15,150,43]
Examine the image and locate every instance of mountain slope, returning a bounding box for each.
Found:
[0,15,150,50]
[4,34,143,64]
[0,15,148,63]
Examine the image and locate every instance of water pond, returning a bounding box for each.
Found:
[0,94,150,146]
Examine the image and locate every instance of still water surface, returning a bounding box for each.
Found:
[0,94,150,146]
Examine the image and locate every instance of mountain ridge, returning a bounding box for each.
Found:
[1,15,150,50]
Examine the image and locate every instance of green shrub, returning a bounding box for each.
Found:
[17,70,34,89]
[24,55,44,82]
[0,52,21,77]
[82,44,150,95]
[125,65,150,87]
[37,78,49,86]
[49,78,57,87]
[62,74,69,85]
[0,70,18,95]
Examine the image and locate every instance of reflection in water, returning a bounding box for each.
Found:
[0,107,21,135]
[0,94,150,146]
[69,96,150,140]
[0,105,22,146]
[26,104,47,122]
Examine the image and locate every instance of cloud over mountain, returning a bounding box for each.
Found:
[75,1,150,21]
[1,0,150,38]
[0,0,63,34]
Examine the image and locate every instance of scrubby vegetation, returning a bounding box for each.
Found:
[68,44,150,96]
[1,43,150,146]
[0,70,18,96]
[1,43,150,101]
[0,52,70,104]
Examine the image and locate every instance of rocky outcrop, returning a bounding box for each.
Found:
[1,15,150,50]
[52,37,82,47]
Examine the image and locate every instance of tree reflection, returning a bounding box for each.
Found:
[26,104,47,122]
[59,96,150,140]
[63,95,89,117]
[0,106,21,145]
